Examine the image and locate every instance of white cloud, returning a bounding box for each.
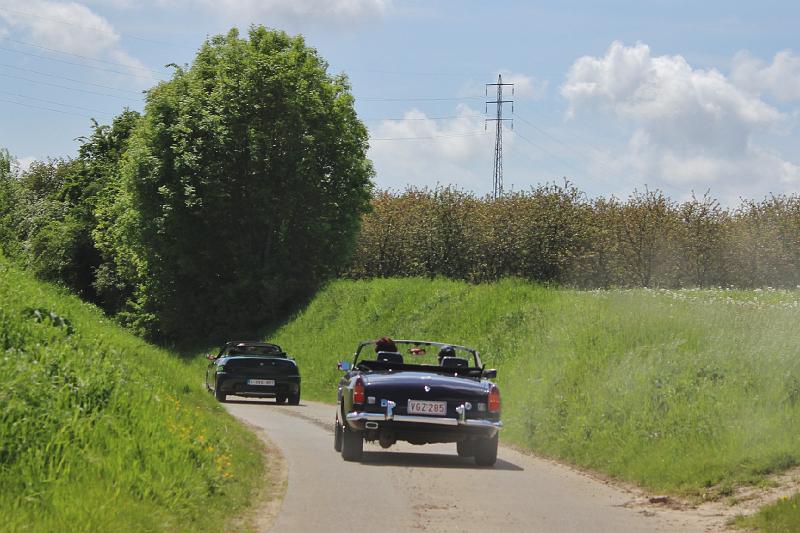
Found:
[562,41,798,200]
[368,105,498,192]
[0,0,153,84]
[732,49,800,102]
[155,0,391,26]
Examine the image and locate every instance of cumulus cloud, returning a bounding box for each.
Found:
[562,41,798,199]
[367,105,498,192]
[154,0,391,27]
[732,49,800,102]
[0,0,153,83]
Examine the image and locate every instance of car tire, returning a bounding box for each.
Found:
[340,423,363,461]
[215,387,227,403]
[288,393,300,405]
[275,395,286,404]
[456,439,475,457]
[473,433,498,466]
[334,417,343,452]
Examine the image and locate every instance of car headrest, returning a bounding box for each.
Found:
[440,356,469,368]
[376,351,403,364]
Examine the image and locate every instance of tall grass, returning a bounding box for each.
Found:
[0,258,264,532]
[271,277,800,496]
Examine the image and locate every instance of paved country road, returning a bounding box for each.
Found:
[226,399,726,532]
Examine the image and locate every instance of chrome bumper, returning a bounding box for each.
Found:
[345,411,502,430]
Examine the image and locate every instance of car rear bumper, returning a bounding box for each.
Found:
[217,373,300,396]
[346,411,502,436]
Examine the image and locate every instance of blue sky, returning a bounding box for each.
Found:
[1,0,798,203]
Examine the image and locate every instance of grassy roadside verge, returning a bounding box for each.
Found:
[0,257,265,532]
[737,496,800,532]
[268,278,800,517]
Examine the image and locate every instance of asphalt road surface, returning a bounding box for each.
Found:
[226,399,724,532]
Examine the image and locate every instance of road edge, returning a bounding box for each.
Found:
[230,419,289,532]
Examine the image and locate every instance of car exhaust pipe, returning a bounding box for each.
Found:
[379,430,396,449]
[365,421,379,430]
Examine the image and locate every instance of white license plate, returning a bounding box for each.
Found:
[407,400,447,416]
[247,379,275,386]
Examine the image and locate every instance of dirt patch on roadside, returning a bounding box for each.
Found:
[232,423,288,532]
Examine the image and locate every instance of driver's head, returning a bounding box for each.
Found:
[375,336,397,353]
[438,345,456,363]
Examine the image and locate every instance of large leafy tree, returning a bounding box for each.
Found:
[97,26,373,339]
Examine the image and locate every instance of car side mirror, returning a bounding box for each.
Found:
[483,369,497,379]
[337,361,351,371]
[206,353,217,361]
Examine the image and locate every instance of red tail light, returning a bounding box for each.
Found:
[488,385,501,413]
[353,377,365,404]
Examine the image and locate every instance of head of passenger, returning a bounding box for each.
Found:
[437,345,456,364]
[375,336,398,353]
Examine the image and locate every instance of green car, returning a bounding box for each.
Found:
[206,341,301,404]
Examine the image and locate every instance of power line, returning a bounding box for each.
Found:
[0,62,144,95]
[0,89,115,116]
[514,112,685,194]
[0,72,143,101]
[357,95,484,102]
[0,44,162,80]
[1,37,169,76]
[0,96,97,119]
[370,131,488,141]
[340,67,488,78]
[361,113,484,122]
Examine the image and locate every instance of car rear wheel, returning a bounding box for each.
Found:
[456,439,475,457]
[334,417,343,452]
[340,423,363,461]
[473,433,498,466]
[215,387,227,403]
[288,393,300,405]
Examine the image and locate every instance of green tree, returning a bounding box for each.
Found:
[0,148,20,257]
[96,27,373,339]
[1,112,140,302]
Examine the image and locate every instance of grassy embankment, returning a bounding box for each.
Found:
[268,277,800,526]
[0,257,266,532]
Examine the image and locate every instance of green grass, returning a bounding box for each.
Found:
[269,278,800,500]
[0,257,265,532]
[737,495,800,532]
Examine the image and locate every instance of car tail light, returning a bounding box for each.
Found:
[488,385,501,413]
[353,377,365,404]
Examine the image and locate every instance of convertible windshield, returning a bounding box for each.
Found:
[225,343,283,356]
[354,340,481,368]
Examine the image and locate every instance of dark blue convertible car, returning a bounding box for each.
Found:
[335,340,502,465]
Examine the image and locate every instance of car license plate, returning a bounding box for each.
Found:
[247,379,275,386]
[407,400,447,416]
